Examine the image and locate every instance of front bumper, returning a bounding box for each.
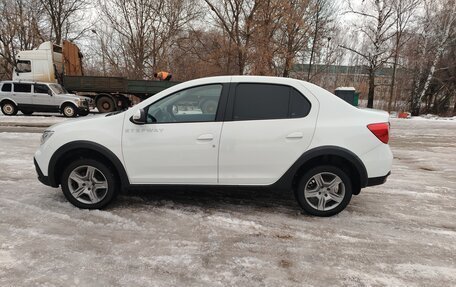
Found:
[34,158,53,187]
[366,171,391,187]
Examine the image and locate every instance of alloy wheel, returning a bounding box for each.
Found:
[67,165,109,204]
[304,172,345,211]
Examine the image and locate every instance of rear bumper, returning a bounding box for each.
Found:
[366,171,391,187]
[34,158,54,187]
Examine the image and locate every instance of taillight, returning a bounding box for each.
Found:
[367,122,389,144]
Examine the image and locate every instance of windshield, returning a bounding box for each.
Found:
[49,83,68,94]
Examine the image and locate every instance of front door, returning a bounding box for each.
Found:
[122,84,227,184]
[32,84,54,111]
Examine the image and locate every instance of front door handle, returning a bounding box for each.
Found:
[197,134,214,141]
[286,132,303,139]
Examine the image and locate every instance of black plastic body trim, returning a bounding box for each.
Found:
[43,143,369,193]
[367,171,391,186]
[34,158,52,186]
[127,146,368,192]
[47,141,130,188]
[271,146,369,190]
[18,103,60,113]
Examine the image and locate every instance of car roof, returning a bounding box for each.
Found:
[0,81,53,85]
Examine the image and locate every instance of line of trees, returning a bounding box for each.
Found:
[0,0,455,115]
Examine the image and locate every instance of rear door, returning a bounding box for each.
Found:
[12,83,33,107]
[218,82,318,185]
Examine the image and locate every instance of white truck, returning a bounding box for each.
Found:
[12,41,177,113]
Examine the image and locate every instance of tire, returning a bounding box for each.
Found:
[78,110,89,116]
[1,101,18,116]
[60,159,119,209]
[62,104,77,117]
[21,110,33,116]
[295,165,353,217]
[96,96,115,113]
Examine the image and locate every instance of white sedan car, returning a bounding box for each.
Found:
[34,76,392,216]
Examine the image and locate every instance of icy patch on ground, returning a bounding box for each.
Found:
[0,120,455,286]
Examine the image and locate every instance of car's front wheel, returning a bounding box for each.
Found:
[295,165,352,217]
[78,109,90,116]
[62,104,77,117]
[61,159,119,209]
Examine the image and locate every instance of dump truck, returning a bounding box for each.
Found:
[12,41,178,113]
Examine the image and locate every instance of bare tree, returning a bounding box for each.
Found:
[203,0,260,74]
[0,0,46,79]
[387,0,418,112]
[410,0,456,115]
[342,0,396,108]
[98,0,198,79]
[39,0,88,44]
[277,0,313,77]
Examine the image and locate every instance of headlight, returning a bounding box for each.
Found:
[41,130,54,145]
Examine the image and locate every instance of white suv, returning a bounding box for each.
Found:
[34,76,392,216]
[0,81,91,117]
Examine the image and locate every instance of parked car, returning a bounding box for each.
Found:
[34,76,392,216]
[0,81,92,117]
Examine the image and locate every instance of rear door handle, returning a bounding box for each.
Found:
[286,132,303,139]
[197,134,214,141]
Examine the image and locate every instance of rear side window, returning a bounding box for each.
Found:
[289,88,311,118]
[13,83,32,93]
[232,84,311,121]
[1,83,11,92]
[34,84,50,94]
[233,84,289,120]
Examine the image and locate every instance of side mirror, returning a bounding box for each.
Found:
[47,90,53,96]
[130,108,147,125]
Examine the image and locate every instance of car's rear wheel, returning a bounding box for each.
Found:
[21,110,33,116]
[62,104,77,117]
[1,101,18,116]
[61,159,119,209]
[295,165,352,217]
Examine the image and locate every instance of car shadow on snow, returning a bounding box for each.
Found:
[113,187,302,214]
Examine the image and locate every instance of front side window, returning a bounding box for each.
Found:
[34,84,50,94]
[49,84,67,94]
[13,83,32,93]
[1,83,12,92]
[16,60,31,73]
[146,84,222,124]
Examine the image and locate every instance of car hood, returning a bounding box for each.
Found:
[46,113,106,131]
[58,94,92,101]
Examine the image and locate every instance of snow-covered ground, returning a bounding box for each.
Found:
[0,119,455,286]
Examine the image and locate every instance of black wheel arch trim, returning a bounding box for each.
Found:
[271,145,369,190]
[48,141,130,188]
